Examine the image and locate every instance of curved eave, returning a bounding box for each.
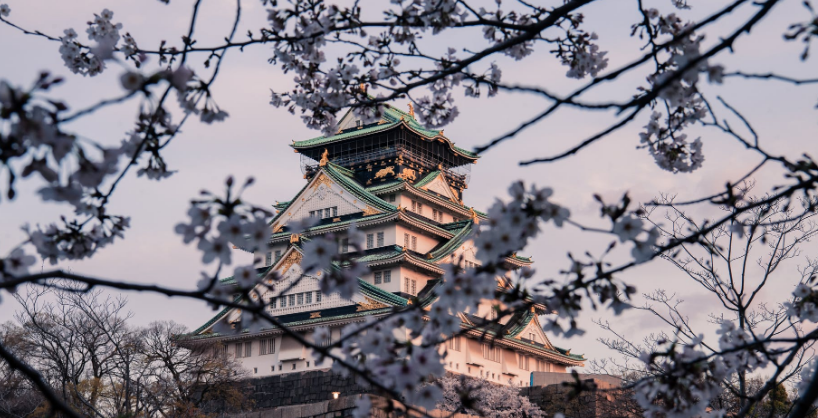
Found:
[292,119,479,162]
[368,181,489,221]
[363,251,446,275]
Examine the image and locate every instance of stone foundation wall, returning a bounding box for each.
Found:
[520,379,639,418]
[245,370,371,410]
[230,371,636,418]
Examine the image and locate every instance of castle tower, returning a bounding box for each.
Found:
[183,104,584,386]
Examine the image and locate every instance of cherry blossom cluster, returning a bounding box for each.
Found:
[785,282,818,323]
[633,8,722,174]
[635,337,728,418]
[301,224,369,300]
[173,177,272,293]
[326,314,446,413]
[266,0,605,136]
[58,9,125,76]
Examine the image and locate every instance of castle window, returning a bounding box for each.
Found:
[405,278,417,295]
[482,343,501,362]
[447,336,461,352]
[235,343,243,359]
[341,238,349,253]
[518,354,530,370]
[356,120,362,128]
[376,231,384,247]
[309,210,316,218]
[288,295,295,306]
[292,364,296,370]
[411,236,417,251]
[245,342,252,358]
[404,233,409,248]
[332,207,338,217]
[383,270,391,283]
[259,338,276,355]
[305,292,312,304]
[366,234,374,249]
[315,291,322,303]
[374,272,382,284]
[324,208,331,218]
[265,252,272,266]
[254,368,258,374]
[275,250,282,261]
[280,296,287,307]
[297,293,304,305]
[388,194,396,202]
[271,297,277,309]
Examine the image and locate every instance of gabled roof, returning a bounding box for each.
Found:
[291,104,478,160]
[268,162,396,231]
[366,180,489,220]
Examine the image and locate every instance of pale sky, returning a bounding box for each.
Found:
[0,0,816,366]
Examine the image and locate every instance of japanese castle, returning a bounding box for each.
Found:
[184,103,585,386]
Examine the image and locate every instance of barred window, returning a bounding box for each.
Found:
[275,250,282,261]
[411,279,416,295]
[332,206,338,217]
[374,272,382,284]
[411,236,417,251]
[271,297,277,309]
[366,234,374,249]
[245,341,252,358]
[259,338,276,355]
[280,295,287,307]
[316,291,322,303]
[265,252,272,266]
[377,232,384,247]
[404,278,410,294]
[447,336,461,352]
[482,344,501,362]
[288,294,295,306]
[388,194,396,202]
[297,293,304,305]
[305,292,312,304]
[235,343,243,359]
[383,270,391,283]
[518,354,529,370]
[404,233,409,248]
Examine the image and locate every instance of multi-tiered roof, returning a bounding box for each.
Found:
[182,104,585,369]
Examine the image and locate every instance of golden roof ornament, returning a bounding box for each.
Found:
[469,208,480,224]
[319,148,329,166]
[408,102,415,118]
[290,233,301,244]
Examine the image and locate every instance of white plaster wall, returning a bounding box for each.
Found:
[394,224,440,253]
[227,333,565,384]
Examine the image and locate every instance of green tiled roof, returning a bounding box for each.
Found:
[323,162,395,213]
[365,180,405,194]
[270,213,393,242]
[428,220,475,262]
[413,170,441,188]
[292,105,478,160]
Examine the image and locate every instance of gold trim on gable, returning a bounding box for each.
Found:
[356,297,389,312]
[312,173,333,189]
[362,206,380,216]
[278,251,302,272]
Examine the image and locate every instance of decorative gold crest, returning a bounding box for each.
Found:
[312,173,333,189]
[397,168,416,182]
[309,312,322,319]
[278,251,302,272]
[374,166,395,179]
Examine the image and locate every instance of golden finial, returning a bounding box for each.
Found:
[440,130,444,135]
[408,102,415,118]
[289,233,300,244]
[469,208,480,224]
[319,148,329,166]
[401,246,407,252]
